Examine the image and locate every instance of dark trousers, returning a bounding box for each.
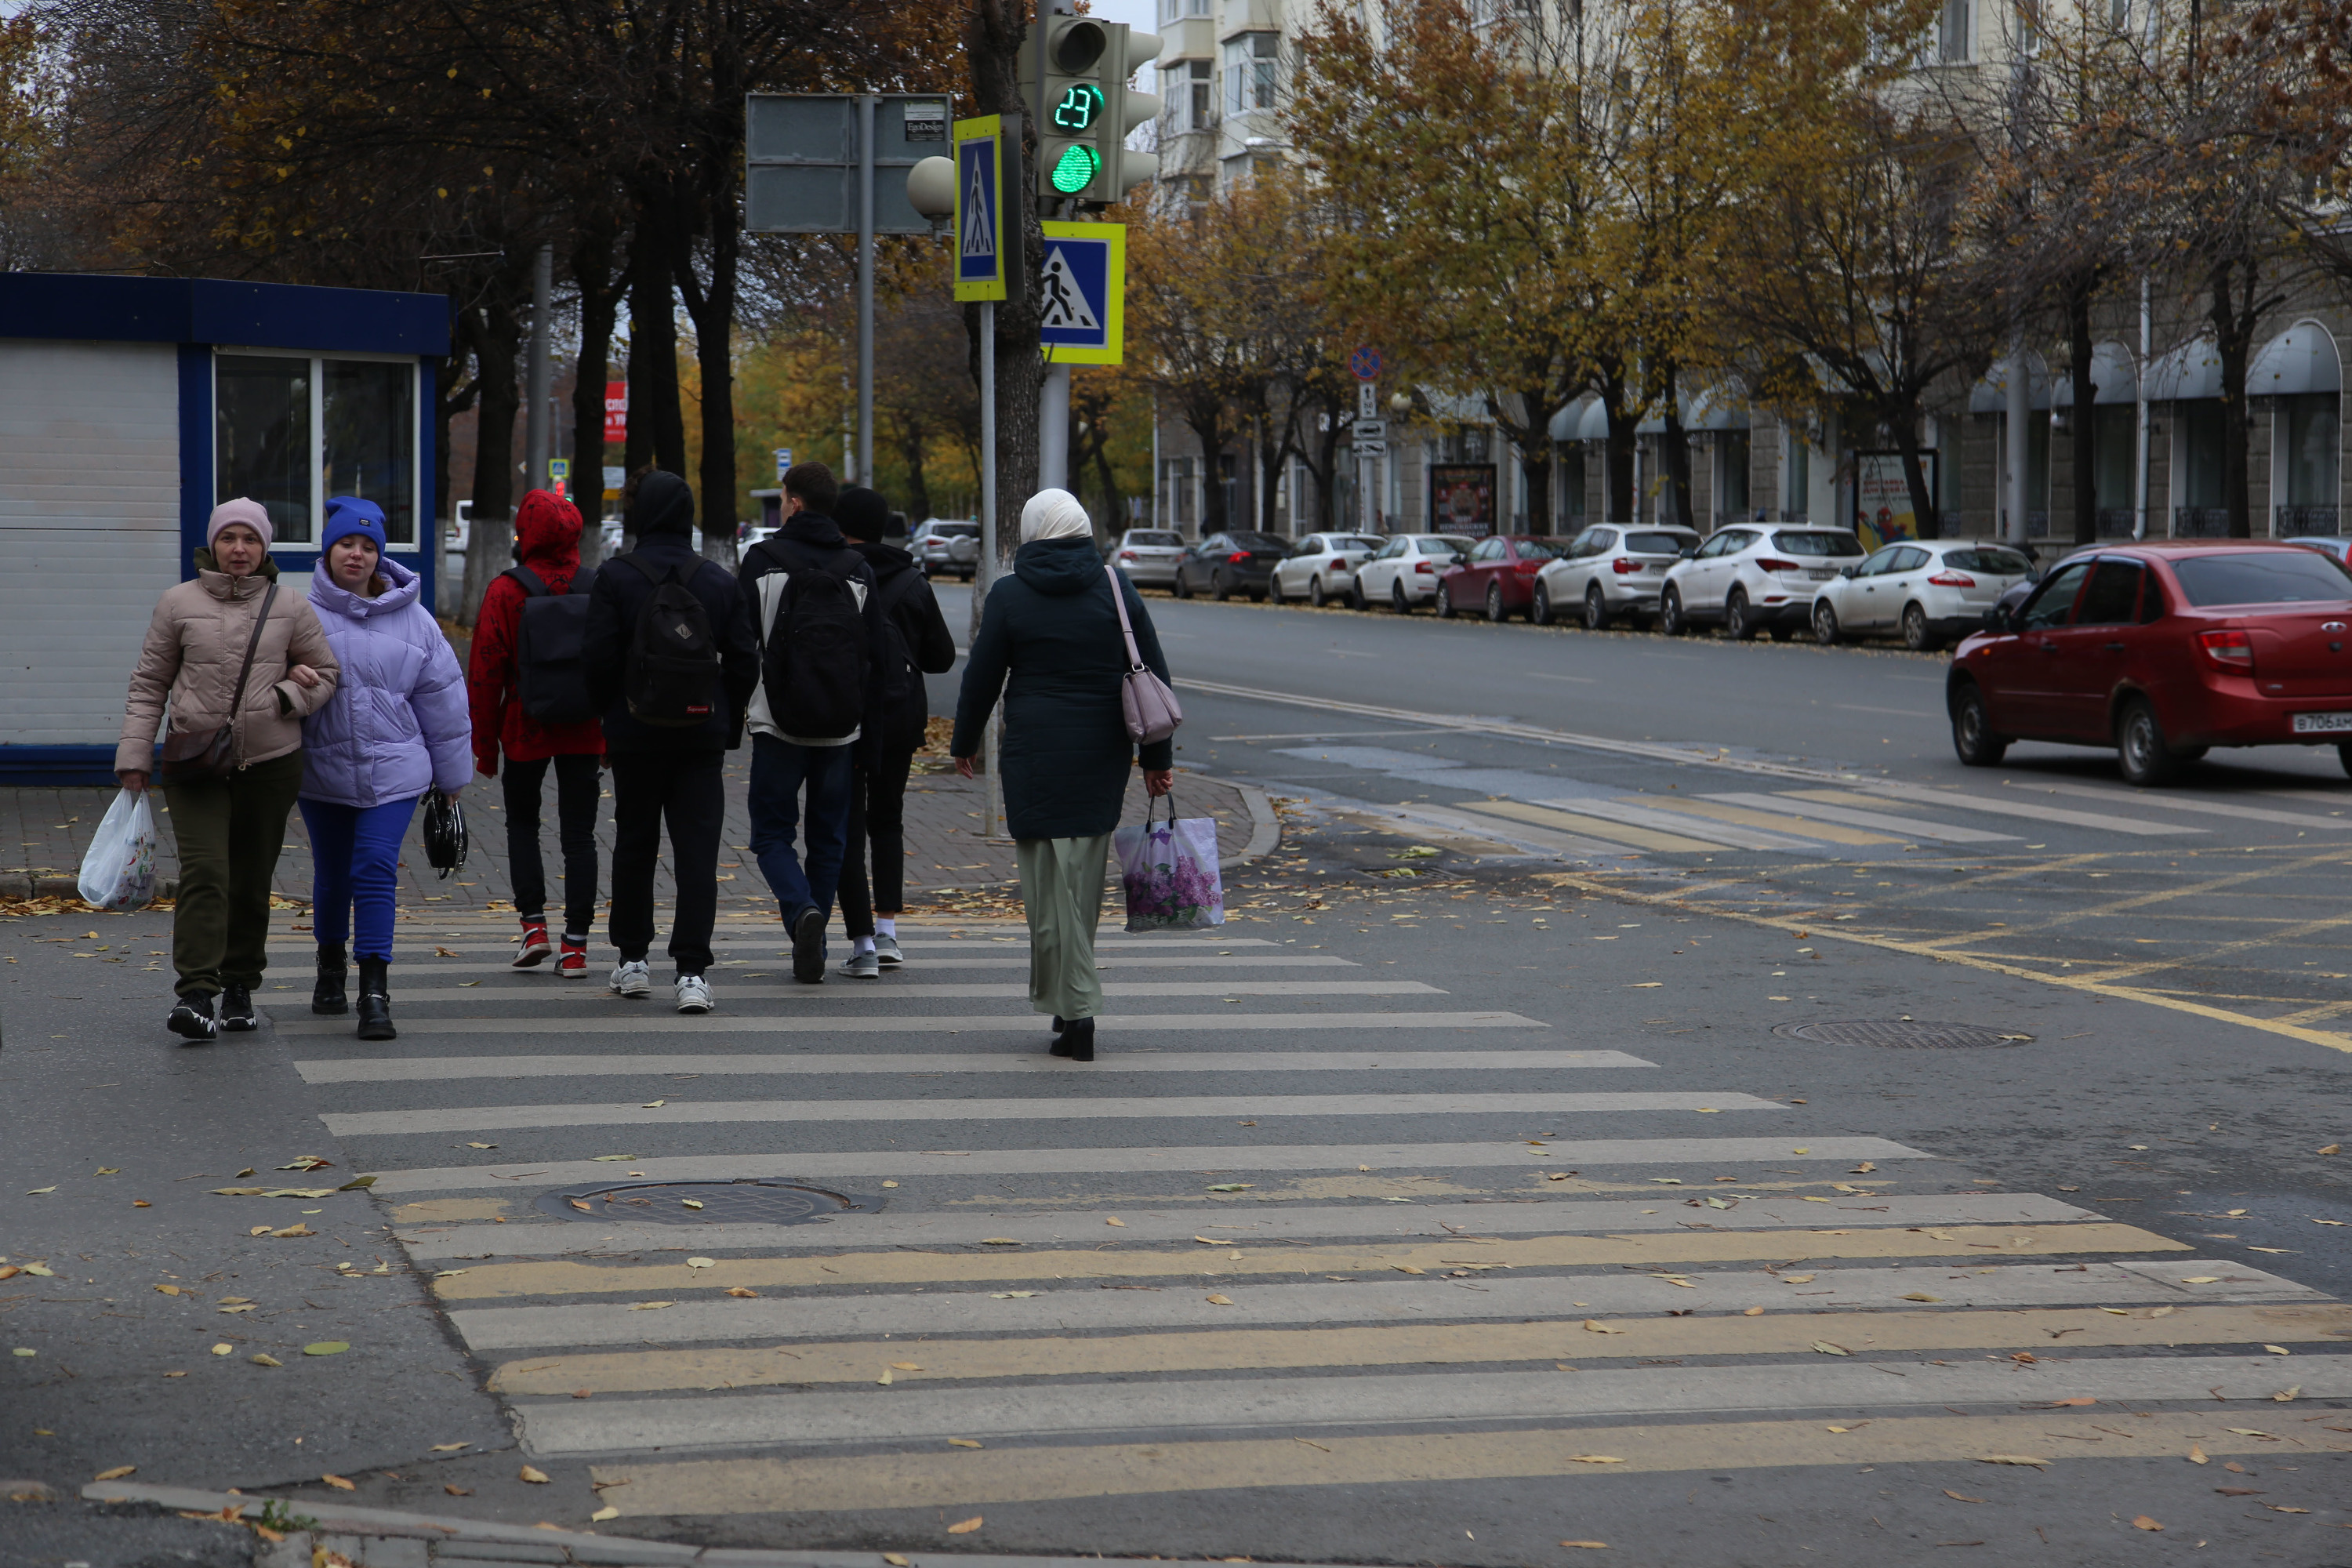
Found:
[839,739,917,938]
[502,752,601,938]
[300,795,421,961]
[163,750,304,1000]
[606,750,724,976]
[747,733,854,926]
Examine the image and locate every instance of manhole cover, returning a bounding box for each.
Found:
[535,1179,875,1225]
[1770,1019,2031,1050]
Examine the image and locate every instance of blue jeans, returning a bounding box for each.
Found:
[749,734,854,935]
[301,796,422,962]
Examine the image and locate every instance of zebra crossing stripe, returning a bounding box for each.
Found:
[303,1047,1657,1085]
[324,1090,1783,1138]
[583,1411,2352,1517]
[269,1010,1548,1039]
[446,1259,2311,1352]
[369,978,1444,1002]
[428,1221,2187,1302]
[484,1302,2352,1396]
[521,1354,2352,1455]
[361,1135,1936,1195]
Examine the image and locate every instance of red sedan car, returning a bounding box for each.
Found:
[1946,541,2352,785]
[1438,535,1573,622]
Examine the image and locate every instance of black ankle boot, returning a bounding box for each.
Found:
[1050,1017,1095,1062]
[355,956,396,1041]
[313,944,348,1015]
[219,982,258,1032]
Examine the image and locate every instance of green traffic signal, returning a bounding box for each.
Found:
[1050,143,1101,194]
[1053,83,1104,132]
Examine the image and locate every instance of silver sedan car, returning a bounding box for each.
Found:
[1269,532,1383,607]
[1110,528,1187,590]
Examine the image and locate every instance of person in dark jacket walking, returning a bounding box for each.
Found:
[833,486,956,978]
[582,470,758,1014]
[467,488,605,978]
[951,489,1174,1061]
[736,462,886,985]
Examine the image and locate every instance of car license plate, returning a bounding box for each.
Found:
[2292,712,2352,735]
[1806,568,1835,580]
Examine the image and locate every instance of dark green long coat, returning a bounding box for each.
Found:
[950,536,1175,840]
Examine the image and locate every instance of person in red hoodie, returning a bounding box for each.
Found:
[467,489,606,976]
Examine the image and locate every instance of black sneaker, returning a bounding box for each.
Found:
[167,999,218,1044]
[219,983,258,1032]
[789,906,826,985]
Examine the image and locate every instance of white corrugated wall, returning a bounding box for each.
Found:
[0,339,182,748]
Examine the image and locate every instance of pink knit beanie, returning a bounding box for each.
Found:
[207,498,274,550]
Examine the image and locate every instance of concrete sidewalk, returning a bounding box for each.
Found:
[0,760,1273,924]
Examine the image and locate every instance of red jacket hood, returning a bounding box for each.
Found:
[515,489,582,575]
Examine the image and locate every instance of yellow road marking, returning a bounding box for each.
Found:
[1636,797,1900,846]
[435,1223,2183,1301]
[491,1303,2352,1396]
[590,1411,2352,1516]
[1457,800,1719,854]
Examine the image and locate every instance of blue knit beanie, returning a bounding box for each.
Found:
[321,496,388,554]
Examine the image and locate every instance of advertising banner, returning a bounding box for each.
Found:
[1854,450,1938,549]
[1428,465,1497,536]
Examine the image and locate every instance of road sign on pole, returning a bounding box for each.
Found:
[745,95,951,234]
[953,116,1015,304]
[1350,345,1383,382]
[1036,220,1124,365]
[775,448,793,484]
[1357,382,1379,420]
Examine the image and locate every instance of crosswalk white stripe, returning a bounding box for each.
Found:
[1704,793,2020,844]
[361,956,1363,976]
[1545,797,1824,851]
[268,1011,1547,1039]
[1840,779,2206,835]
[323,1090,1786,1138]
[392,1192,2097,1259]
[515,1354,2352,1455]
[376,979,1443,1002]
[262,937,1281,953]
[446,1259,2305,1351]
[2005,778,2352,830]
[363,1134,1933,1195]
[301,1048,1657,1084]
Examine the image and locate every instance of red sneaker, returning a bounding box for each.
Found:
[513,921,552,969]
[556,939,589,979]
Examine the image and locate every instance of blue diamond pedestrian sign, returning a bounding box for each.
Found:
[953,116,1009,303]
[1038,221,1124,366]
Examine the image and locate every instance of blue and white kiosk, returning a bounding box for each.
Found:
[0,274,448,784]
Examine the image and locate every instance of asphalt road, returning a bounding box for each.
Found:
[4,583,2348,1567]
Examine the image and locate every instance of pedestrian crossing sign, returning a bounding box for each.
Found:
[1038,220,1124,366]
[953,116,1009,303]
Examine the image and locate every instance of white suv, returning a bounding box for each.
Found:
[1534,524,1701,630]
[1809,539,2038,652]
[1660,525,1867,641]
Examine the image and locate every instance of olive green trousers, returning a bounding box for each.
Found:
[162,751,304,1000]
[1015,833,1112,1022]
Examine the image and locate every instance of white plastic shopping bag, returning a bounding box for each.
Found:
[76,787,158,911]
[1115,795,1225,934]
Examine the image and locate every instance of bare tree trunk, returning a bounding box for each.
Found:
[568,217,626,563]
[676,227,740,562]
[1889,395,1941,541]
[969,0,1043,574]
[2209,258,2258,540]
[626,220,688,480]
[2067,274,2099,547]
[897,418,935,521]
[459,290,524,628]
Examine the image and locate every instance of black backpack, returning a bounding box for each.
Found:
[503,564,596,725]
[755,543,869,742]
[616,555,721,728]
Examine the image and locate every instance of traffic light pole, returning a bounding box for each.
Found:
[855,93,877,489]
[979,299,1004,837]
[1039,356,1069,492]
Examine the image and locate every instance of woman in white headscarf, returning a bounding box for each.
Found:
[953,490,1174,1061]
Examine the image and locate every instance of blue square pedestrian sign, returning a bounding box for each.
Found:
[953,116,1007,303]
[1038,220,1123,366]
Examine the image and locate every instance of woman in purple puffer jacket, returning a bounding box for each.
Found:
[299,497,471,1041]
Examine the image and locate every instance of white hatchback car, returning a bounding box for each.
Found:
[1809,539,2038,652]
[1269,532,1384,607]
[1533,524,1702,630]
[1352,533,1470,612]
[1660,524,1867,641]
[1111,528,1187,590]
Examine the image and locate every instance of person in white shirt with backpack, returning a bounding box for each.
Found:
[735,462,889,984]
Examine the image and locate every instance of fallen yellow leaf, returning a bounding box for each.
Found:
[1942,1490,1986,1504]
[947,1516,983,1534]
[320,1475,355,1491]
[724,1287,759,1298]
[1742,1306,1766,1316]
[2187,1446,2207,1465]
[1205,1294,1235,1305]
[2263,1345,2291,1356]
[249,1354,283,1367]
[1568,1455,1624,1465]
[1105,1218,1124,1226]
[430,1443,469,1452]
[1582,1319,1626,1334]
[2131,1516,2162,1532]
[590,1506,619,1523]
[1559,1543,1609,1550]
[1975,1454,2049,1467]
[93,1466,136,1482]
[518,1465,550,1484]
[1900,1292,1941,1303]
[947,1439,983,1450]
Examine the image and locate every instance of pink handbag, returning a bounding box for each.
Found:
[1105,565,1182,745]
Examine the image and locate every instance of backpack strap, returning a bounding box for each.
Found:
[504,564,550,597]
[870,566,925,632]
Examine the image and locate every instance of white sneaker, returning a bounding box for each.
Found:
[609,960,652,998]
[873,935,905,967]
[674,974,712,1014]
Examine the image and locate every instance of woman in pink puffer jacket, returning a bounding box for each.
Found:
[299,497,471,1041]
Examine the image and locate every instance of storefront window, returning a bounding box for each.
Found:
[324,359,417,545]
[216,351,418,550]
[2281,393,2340,508]
[216,356,314,544]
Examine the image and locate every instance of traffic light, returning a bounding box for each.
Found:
[1022,10,1162,205]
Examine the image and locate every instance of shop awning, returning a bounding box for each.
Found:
[2250,320,2343,396]
[2050,340,2139,406]
[1969,351,2053,413]
[2143,338,2223,401]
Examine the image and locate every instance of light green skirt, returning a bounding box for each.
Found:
[1015,833,1112,1019]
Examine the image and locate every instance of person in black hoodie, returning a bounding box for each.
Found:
[833,487,957,978]
[581,469,759,1014]
[951,489,1174,1062]
[735,462,887,984]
